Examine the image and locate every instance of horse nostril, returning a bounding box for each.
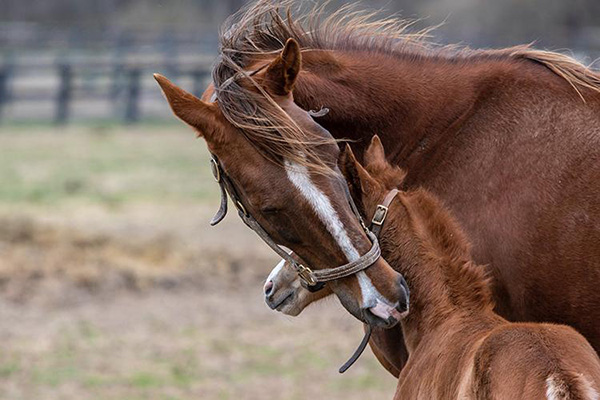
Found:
[399,275,410,296]
[397,276,410,312]
[264,280,274,296]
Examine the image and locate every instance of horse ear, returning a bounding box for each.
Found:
[340,144,377,202]
[154,74,222,140]
[364,135,387,170]
[264,38,302,96]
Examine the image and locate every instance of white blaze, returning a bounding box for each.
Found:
[284,161,359,261]
[284,160,391,308]
[266,259,286,284]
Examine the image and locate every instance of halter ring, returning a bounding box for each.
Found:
[235,200,248,217]
[210,158,221,182]
[297,265,317,287]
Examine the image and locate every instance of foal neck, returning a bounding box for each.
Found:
[380,188,496,347]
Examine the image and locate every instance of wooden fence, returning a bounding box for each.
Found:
[0,53,214,124]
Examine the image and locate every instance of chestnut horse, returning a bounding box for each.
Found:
[154,38,410,329]
[225,0,600,373]
[342,136,600,399]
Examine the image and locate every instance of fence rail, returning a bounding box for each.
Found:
[0,53,214,124]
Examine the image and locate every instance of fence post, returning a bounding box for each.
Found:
[192,70,210,98]
[55,63,72,124]
[124,68,141,123]
[0,66,9,123]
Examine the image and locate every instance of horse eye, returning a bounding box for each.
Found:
[261,206,280,215]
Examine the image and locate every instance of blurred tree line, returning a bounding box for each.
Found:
[2,0,600,56]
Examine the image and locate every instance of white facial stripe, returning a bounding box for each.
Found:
[356,271,393,307]
[284,161,359,262]
[284,160,395,309]
[266,259,286,283]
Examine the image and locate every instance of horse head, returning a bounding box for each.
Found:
[155,39,408,328]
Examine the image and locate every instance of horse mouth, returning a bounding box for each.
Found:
[363,308,401,329]
[269,291,295,311]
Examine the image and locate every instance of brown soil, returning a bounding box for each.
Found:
[0,205,397,399]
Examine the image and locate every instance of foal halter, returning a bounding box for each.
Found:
[208,154,382,291]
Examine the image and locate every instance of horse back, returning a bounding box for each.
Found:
[471,322,600,399]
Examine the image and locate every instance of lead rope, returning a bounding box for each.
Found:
[339,324,372,373]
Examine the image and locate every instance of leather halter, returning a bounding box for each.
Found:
[209,154,382,291]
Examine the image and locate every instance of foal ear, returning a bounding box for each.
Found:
[154,74,222,140]
[364,135,407,189]
[340,144,377,200]
[364,135,387,170]
[264,38,302,96]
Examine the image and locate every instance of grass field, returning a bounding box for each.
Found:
[0,125,397,400]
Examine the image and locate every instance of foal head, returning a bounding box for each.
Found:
[155,39,408,328]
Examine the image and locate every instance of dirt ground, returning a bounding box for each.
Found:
[0,127,397,400]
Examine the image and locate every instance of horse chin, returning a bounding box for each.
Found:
[266,287,307,317]
[276,289,313,316]
[277,301,303,317]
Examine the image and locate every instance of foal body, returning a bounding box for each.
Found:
[344,138,600,399]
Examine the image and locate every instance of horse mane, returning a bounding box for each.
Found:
[508,47,600,101]
[403,188,494,310]
[213,0,434,173]
[214,0,600,172]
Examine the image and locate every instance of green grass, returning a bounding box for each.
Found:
[0,362,19,378]
[0,124,219,207]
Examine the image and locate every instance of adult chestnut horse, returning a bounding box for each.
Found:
[348,136,600,399]
[154,38,410,328]
[227,0,600,374]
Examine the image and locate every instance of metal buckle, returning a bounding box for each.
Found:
[235,200,248,217]
[371,204,388,226]
[210,158,221,182]
[297,265,317,287]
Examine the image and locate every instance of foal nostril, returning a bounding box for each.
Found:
[264,280,274,296]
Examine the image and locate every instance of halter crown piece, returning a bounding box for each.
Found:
[208,154,381,292]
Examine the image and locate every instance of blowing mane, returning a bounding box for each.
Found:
[213,0,600,171]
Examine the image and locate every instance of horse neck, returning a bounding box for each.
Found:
[379,189,497,349]
[294,50,501,164]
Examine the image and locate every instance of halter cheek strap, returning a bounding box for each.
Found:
[208,154,381,290]
[369,189,400,237]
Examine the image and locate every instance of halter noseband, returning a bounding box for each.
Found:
[209,154,382,291]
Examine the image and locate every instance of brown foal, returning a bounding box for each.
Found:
[343,136,600,399]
